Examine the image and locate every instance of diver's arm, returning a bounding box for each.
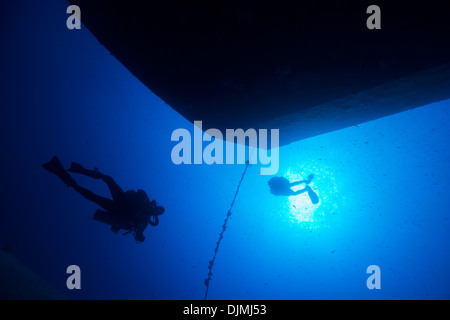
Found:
[148,215,159,226]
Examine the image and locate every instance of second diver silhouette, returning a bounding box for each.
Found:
[268,174,319,204]
[42,156,165,243]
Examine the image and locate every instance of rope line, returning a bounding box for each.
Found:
[204,160,251,300]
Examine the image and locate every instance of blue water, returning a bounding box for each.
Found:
[1,1,450,299]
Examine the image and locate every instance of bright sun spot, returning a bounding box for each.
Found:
[282,164,340,229]
[285,170,320,224]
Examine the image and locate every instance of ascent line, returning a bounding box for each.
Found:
[203,159,251,300]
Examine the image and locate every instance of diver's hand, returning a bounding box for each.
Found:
[149,215,159,226]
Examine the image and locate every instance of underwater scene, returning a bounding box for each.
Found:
[1,1,450,300]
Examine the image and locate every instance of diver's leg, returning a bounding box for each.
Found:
[68,162,101,179]
[72,184,115,212]
[68,163,125,202]
[290,174,314,187]
[289,180,308,187]
[98,174,125,202]
[291,188,309,196]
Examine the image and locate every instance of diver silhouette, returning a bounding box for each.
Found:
[42,156,165,243]
[268,174,319,204]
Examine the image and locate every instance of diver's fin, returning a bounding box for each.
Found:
[305,185,319,204]
[68,162,101,179]
[42,156,76,187]
[306,174,315,185]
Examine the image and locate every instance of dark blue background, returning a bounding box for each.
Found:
[1,0,449,299]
